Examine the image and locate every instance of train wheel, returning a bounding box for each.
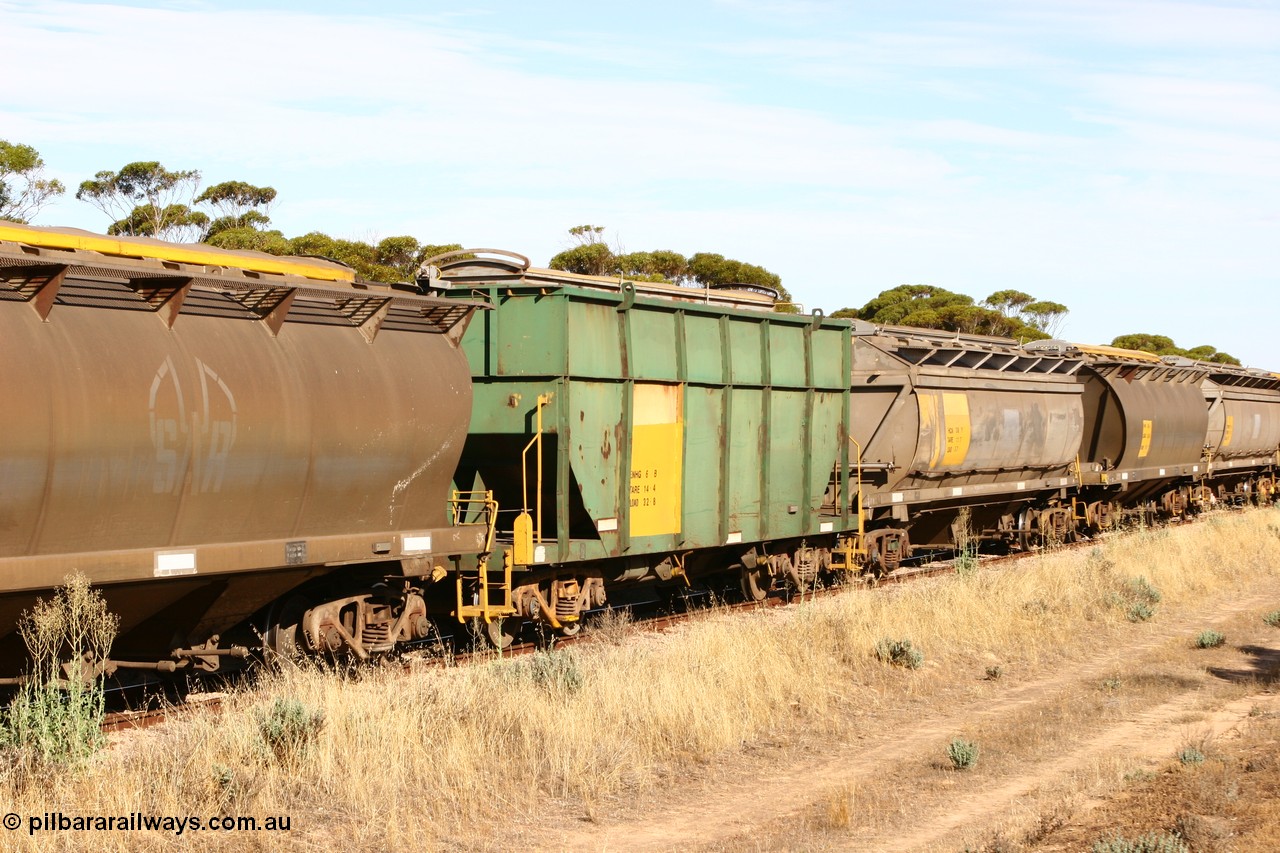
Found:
[482,616,517,651]
[262,595,311,661]
[1017,508,1039,551]
[740,565,769,602]
[777,553,812,597]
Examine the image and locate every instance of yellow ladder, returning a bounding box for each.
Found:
[831,435,869,572]
[448,490,516,624]
[454,553,516,623]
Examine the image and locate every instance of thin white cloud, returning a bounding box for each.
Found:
[3,1,953,192]
[1004,0,1280,50]
[712,29,1049,72]
[1079,73,1280,132]
[3,0,1276,368]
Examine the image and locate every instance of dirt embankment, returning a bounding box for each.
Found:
[10,511,1279,853]
[524,522,1280,853]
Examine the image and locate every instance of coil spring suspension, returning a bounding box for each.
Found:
[361,623,392,648]
[794,548,818,582]
[555,579,581,621]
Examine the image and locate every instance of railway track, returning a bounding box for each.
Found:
[98,520,1146,736]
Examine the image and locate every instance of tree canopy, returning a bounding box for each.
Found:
[71,159,459,283]
[548,224,796,313]
[195,180,278,238]
[1110,334,1240,365]
[837,285,1059,341]
[76,161,206,241]
[9,147,1239,355]
[205,227,463,284]
[0,140,65,223]
[983,290,1069,336]
[70,159,455,284]
[75,162,281,244]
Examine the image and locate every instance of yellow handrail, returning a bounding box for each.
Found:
[520,393,553,546]
[847,435,865,542]
[449,490,498,554]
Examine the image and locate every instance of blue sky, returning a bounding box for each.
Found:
[3,0,1277,366]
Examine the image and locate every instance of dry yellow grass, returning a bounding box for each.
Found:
[2,507,1279,851]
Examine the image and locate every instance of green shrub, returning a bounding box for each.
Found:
[1194,630,1225,648]
[954,551,978,576]
[528,649,585,695]
[1263,610,1280,627]
[953,508,976,576]
[1128,602,1156,623]
[947,737,979,770]
[1128,576,1162,604]
[1177,746,1204,766]
[1087,548,1117,574]
[255,697,325,764]
[1092,832,1188,853]
[984,665,1003,681]
[0,572,118,767]
[875,638,923,669]
[1110,576,1162,622]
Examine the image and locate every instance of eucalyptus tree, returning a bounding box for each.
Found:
[196,180,277,238]
[0,140,65,223]
[549,225,796,312]
[76,161,206,241]
[1111,334,1239,365]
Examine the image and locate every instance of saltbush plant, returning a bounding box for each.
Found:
[1111,575,1163,622]
[1128,602,1156,622]
[496,649,586,696]
[1194,630,1225,648]
[528,650,585,695]
[1177,746,1205,766]
[947,737,979,770]
[1128,576,1162,604]
[874,638,923,669]
[255,697,325,765]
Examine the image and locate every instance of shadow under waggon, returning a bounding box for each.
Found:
[1208,644,1280,685]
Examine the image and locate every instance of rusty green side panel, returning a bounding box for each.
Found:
[452,284,852,568]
